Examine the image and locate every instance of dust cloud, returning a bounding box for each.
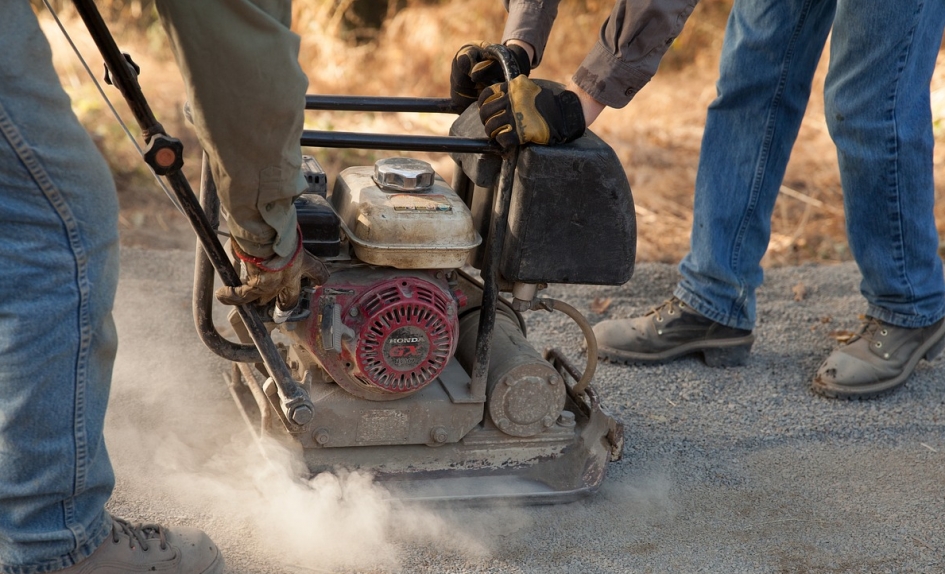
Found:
[104,268,511,572]
[149,434,490,572]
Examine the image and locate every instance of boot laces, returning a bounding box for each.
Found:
[648,297,684,323]
[111,516,168,552]
[850,316,888,349]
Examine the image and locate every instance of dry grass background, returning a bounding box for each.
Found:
[38,0,945,265]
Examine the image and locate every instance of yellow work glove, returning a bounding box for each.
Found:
[450,42,531,113]
[478,76,586,148]
[215,232,329,310]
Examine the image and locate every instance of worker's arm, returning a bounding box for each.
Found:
[478,0,698,145]
[155,0,304,261]
[572,0,699,111]
[501,0,563,68]
[155,0,327,308]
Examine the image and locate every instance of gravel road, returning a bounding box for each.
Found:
[105,247,945,573]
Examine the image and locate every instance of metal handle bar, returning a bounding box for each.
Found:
[301,130,499,154]
[466,44,521,401]
[305,95,455,113]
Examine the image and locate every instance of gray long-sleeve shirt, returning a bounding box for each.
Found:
[503,0,699,108]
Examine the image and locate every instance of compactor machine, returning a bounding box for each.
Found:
[71,0,635,502]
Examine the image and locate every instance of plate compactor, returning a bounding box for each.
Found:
[73,1,635,503]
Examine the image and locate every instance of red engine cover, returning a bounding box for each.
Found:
[309,272,458,399]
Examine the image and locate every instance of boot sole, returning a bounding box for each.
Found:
[811,319,945,400]
[597,334,756,368]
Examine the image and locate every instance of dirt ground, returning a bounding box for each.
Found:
[108,248,945,573]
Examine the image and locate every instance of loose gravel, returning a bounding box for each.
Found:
[105,248,945,573]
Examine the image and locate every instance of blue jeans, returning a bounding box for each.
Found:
[676,0,945,331]
[0,3,119,572]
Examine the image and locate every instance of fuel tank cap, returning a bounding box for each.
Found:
[373,157,435,192]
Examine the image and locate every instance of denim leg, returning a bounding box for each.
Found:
[0,3,119,572]
[825,0,945,328]
[676,0,836,330]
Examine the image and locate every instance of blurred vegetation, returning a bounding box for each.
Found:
[33,0,158,23]
[33,0,448,41]
[36,0,736,98]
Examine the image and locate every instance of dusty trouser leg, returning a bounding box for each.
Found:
[675,0,836,331]
[812,0,945,399]
[825,0,945,328]
[594,0,836,366]
[155,0,307,260]
[0,4,228,571]
[0,3,119,570]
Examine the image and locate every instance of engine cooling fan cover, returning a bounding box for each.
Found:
[352,277,456,394]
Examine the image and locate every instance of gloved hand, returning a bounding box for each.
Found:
[450,42,531,113]
[215,233,329,310]
[478,76,586,148]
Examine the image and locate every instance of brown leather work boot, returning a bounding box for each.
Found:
[592,297,755,367]
[812,316,945,399]
[54,515,223,574]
